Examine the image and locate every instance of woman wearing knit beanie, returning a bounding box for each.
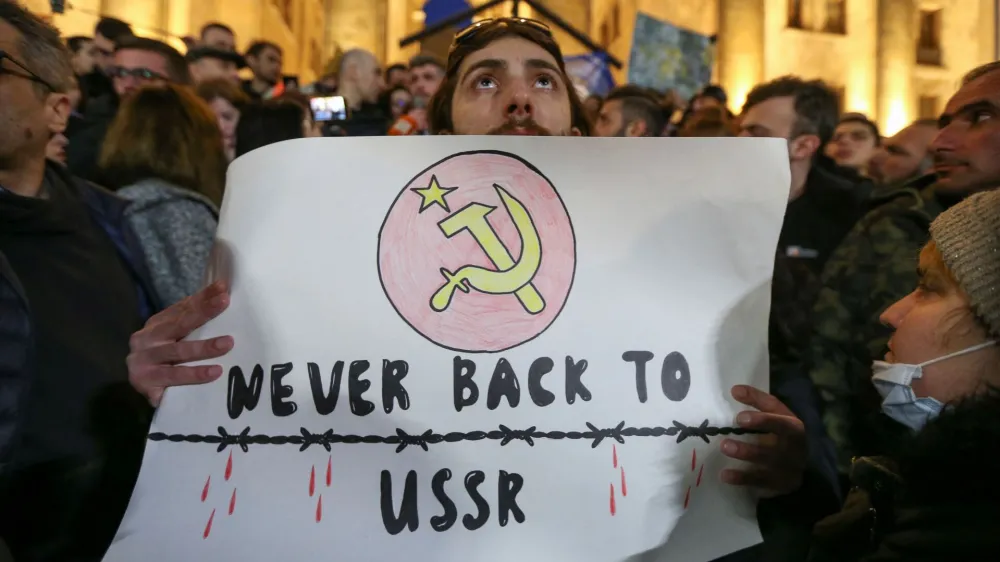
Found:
[719,190,1000,561]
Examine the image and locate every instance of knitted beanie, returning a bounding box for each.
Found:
[929,189,1000,336]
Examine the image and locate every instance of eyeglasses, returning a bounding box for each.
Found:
[0,49,55,91]
[450,17,553,56]
[109,66,169,82]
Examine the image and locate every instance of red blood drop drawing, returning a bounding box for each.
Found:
[326,456,332,487]
[228,489,237,515]
[309,466,316,497]
[316,495,323,522]
[203,509,216,539]
[691,448,697,472]
[696,464,704,487]
[225,451,233,481]
[609,483,616,516]
[612,444,618,468]
[683,486,691,509]
[201,475,210,502]
[620,467,627,497]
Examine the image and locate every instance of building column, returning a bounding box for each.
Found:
[876,0,916,136]
[100,0,168,40]
[717,0,764,112]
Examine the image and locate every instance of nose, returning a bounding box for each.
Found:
[504,82,533,120]
[930,122,960,155]
[879,291,917,330]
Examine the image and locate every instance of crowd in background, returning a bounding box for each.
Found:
[2,0,1000,561]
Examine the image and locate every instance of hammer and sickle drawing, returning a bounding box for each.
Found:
[430,184,545,314]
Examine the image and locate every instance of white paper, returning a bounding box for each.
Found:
[104,137,789,562]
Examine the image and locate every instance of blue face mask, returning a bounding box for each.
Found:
[871,341,997,432]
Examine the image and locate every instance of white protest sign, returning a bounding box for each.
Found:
[104,137,789,562]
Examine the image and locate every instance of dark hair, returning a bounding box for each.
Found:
[99,83,227,206]
[408,53,445,72]
[678,107,738,137]
[838,112,881,145]
[386,62,407,75]
[246,40,281,59]
[0,1,73,95]
[699,84,728,105]
[962,60,1000,85]
[95,17,133,42]
[234,100,305,157]
[115,36,191,85]
[605,86,664,137]
[273,90,315,122]
[428,20,589,135]
[200,22,234,39]
[66,35,91,54]
[742,75,840,146]
[196,78,250,111]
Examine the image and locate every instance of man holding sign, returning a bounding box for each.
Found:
[119,17,804,562]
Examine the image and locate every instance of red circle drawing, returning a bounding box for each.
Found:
[378,151,576,352]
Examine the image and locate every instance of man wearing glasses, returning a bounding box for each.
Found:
[0,3,160,560]
[67,36,190,182]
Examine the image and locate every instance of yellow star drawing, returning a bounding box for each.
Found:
[410,175,458,213]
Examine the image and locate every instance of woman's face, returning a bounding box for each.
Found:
[880,246,998,402]
[390,89,412,119]
[209,97,240,160]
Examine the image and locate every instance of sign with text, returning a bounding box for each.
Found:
[104,137,789,562]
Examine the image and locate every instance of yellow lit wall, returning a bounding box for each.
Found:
[31,0,332,83]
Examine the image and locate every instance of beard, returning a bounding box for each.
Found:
[487,118,554,136]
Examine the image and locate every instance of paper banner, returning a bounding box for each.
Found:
[627,12,715,100]
[104,137,789,562]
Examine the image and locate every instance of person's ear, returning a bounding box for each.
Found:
[625,120,647,138]
[789,134,821,161]
[46,92,71,136]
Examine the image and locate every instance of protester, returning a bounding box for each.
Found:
[234,100,309,157]
[99,84,226,306]
[727,189,1000,560]
[739,76,871,274]
[0,4,158,559]
[827,113,880,176]
[592,84,664,137]
[187,46,244,84]
[200,22,236,52]
[808,60,1000,472]
[868,119,938,189]
[385,62,407,88]
[197,78,250,161]
[386,85,413,120]
[66,36,190,183]
[242,40,282,101]
[335,48,388,135]
[66,34,97,106]
[92,16,131,76]
[678,106,738,137]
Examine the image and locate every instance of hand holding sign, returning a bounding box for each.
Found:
[720,384,807,496]
[127,281,234,406]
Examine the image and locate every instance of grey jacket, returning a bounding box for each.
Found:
[118,178,219,307]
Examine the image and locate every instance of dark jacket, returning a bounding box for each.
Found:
[808,390,1000,561]
[0,163,160,476]
[779,157,873,275]
[65,94,118,185]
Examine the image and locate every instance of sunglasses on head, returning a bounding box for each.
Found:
[450,17,553,56]
[0,49,55,91]
[109,66,169,82]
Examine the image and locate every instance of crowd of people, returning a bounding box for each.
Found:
[1,0,999,560]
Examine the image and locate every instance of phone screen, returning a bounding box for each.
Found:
[310,96,347,122]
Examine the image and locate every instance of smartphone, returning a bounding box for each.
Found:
[310,95,347,122]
